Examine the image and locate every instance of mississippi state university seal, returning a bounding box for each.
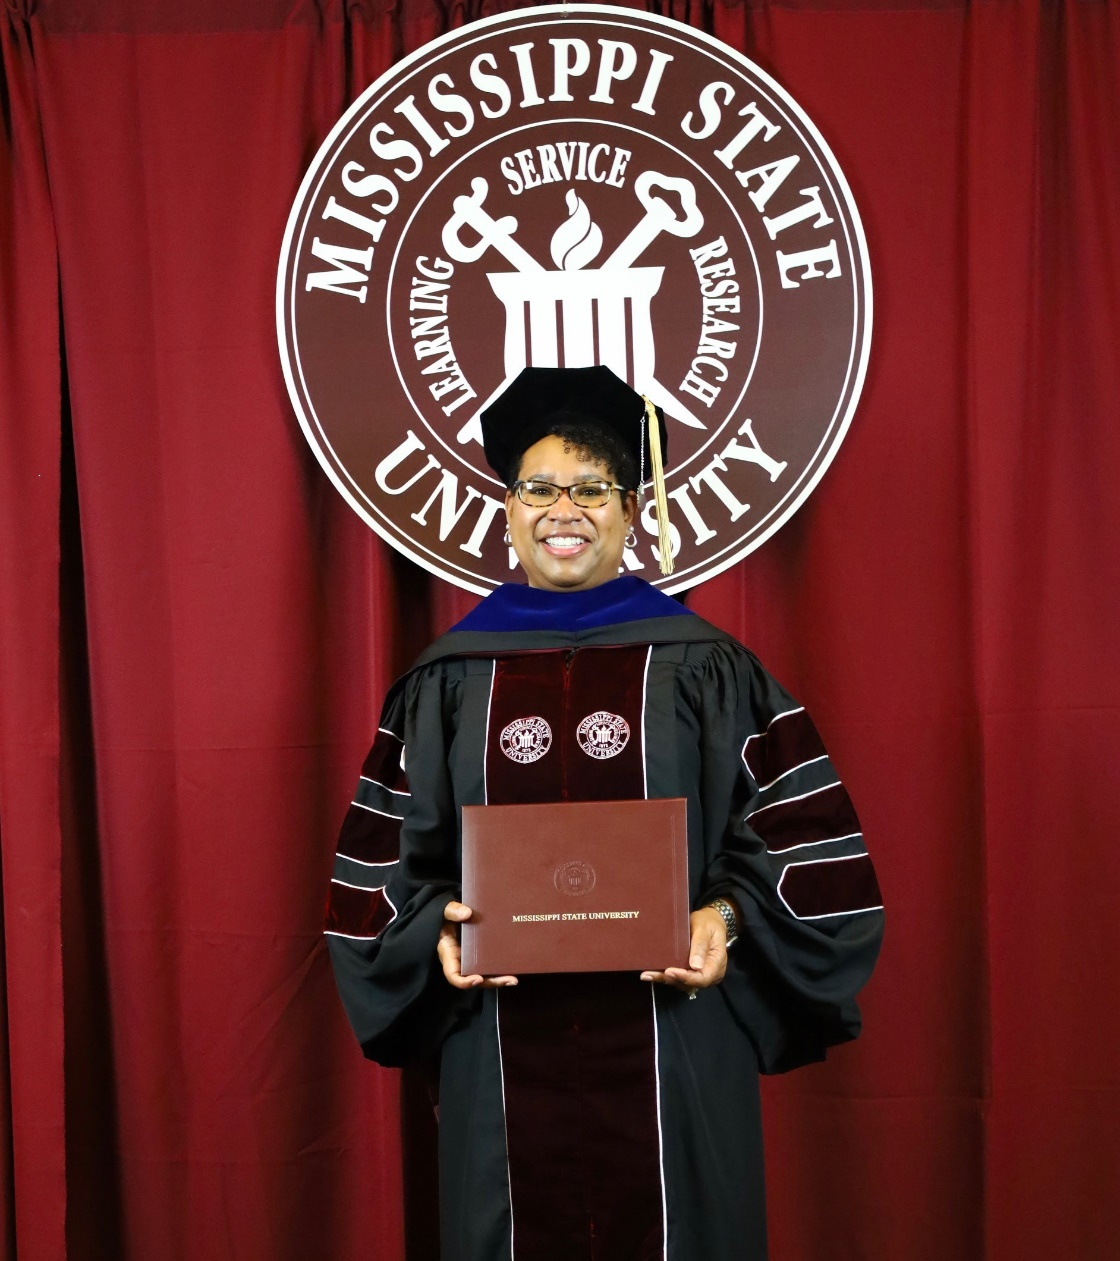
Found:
[500,715,553,763]
[278,6,871,594]
[554,860,597,896]
[576,710,631,759]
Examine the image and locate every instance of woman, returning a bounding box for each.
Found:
[326,366,882,1260]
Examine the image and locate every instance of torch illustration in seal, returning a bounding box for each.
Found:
[443,171,707,447]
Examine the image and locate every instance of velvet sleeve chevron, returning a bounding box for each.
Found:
[693,642,884,1074]
[325,724,409,941]
[324,666,472,1067]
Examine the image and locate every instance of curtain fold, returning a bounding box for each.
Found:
[0,14,67,1260]
[0,1,1116,1257]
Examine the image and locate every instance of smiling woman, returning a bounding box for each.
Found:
[483,365,654,592]
[505,434,637,591]
[325,365,882,1261]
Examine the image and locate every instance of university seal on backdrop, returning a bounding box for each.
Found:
[277,5,871,594]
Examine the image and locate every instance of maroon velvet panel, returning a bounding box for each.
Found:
[325,883,398,939]
[742,708,828,784]
[485,654,567,804]
[498,975,663,1261]
[485,645,649,804]
[778,854,883,920]
[488,646,662,1258]
[749,783,861,850]
[361,729,409,793]
[565,647,650,802]
[336,807,402,865]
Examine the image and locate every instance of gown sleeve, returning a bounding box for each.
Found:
[690,641,885,1074]
[323,663,474,1067]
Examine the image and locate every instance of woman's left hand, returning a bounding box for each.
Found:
[641,906,729,995]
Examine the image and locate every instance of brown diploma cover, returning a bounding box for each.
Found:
[460,798,690,975]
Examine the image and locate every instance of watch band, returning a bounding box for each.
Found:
[708,897,739,947]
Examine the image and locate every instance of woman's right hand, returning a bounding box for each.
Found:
[438,900,518,989]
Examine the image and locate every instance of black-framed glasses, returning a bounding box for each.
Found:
[513,479,625,509]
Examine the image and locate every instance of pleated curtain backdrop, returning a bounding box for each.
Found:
[0,1,1117,1258]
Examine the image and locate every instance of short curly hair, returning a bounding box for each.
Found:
[511,421,639,491]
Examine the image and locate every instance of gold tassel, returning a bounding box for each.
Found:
[642,396,674,576]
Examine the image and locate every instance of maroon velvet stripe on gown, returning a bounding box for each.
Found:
[486,646,664,1260]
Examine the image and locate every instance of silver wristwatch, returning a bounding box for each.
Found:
[708,897,739,947]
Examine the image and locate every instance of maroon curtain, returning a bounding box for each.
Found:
[0,1,1116,1258]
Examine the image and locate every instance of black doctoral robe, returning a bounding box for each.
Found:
[326,577,883,1261]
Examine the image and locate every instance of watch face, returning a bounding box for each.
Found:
[277,5,872,594]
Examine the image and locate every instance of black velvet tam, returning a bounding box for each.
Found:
[480,365,668,485]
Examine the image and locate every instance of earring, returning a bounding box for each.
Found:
[625,528,637,549]
[503,526,511,545]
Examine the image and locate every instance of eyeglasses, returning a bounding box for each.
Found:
[513,479,625,509]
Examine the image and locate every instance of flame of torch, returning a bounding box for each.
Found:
[550,190,603,271]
